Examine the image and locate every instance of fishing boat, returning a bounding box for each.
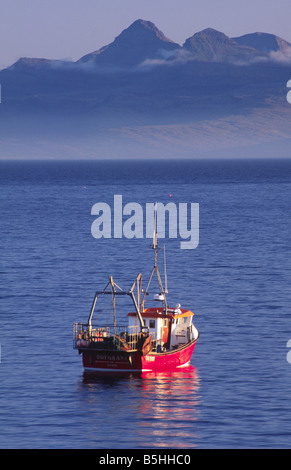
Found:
[73,211,199,373]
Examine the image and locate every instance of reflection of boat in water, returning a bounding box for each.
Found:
[82,364,198,383]
[73,208,199,373]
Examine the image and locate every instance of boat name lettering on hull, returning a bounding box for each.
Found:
[94,353,128,362]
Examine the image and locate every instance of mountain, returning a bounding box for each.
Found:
[1,19,291,159]
[7,22,291,73]
[182,28,263,62]
[232,32,291,55]
[77,19,180,67]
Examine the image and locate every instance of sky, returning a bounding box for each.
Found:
[1,0,291,68]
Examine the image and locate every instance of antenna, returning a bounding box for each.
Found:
[164,245,168,294]
[152,202,158,249]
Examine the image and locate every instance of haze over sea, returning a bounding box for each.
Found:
[1,158,291,449]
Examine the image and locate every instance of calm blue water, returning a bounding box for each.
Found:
[1,158,291,449]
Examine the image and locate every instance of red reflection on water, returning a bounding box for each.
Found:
[140,364,198,381]
[81,365,201,448]
[137,365,201,448]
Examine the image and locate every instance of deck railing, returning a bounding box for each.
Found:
[73,323,156,351]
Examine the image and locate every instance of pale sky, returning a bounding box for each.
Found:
[1,0,291,68]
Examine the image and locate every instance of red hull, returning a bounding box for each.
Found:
[81,340,197,373]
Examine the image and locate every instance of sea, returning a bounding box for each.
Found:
[1,158,291,449]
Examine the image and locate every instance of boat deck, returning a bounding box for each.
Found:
[73,323,158,352]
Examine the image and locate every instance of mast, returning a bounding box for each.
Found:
[141,202,168,312]
[164,245,168,294]
[153,202,158,250]
[109,275,117,333]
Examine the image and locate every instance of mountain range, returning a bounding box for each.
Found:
[7,19,291,70]
[1,19,291,159]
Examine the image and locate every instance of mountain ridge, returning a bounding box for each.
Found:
[5,19,291,70]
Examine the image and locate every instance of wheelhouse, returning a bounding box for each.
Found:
[128,305,197,352]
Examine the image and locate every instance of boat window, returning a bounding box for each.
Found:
[149,320,155,329]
